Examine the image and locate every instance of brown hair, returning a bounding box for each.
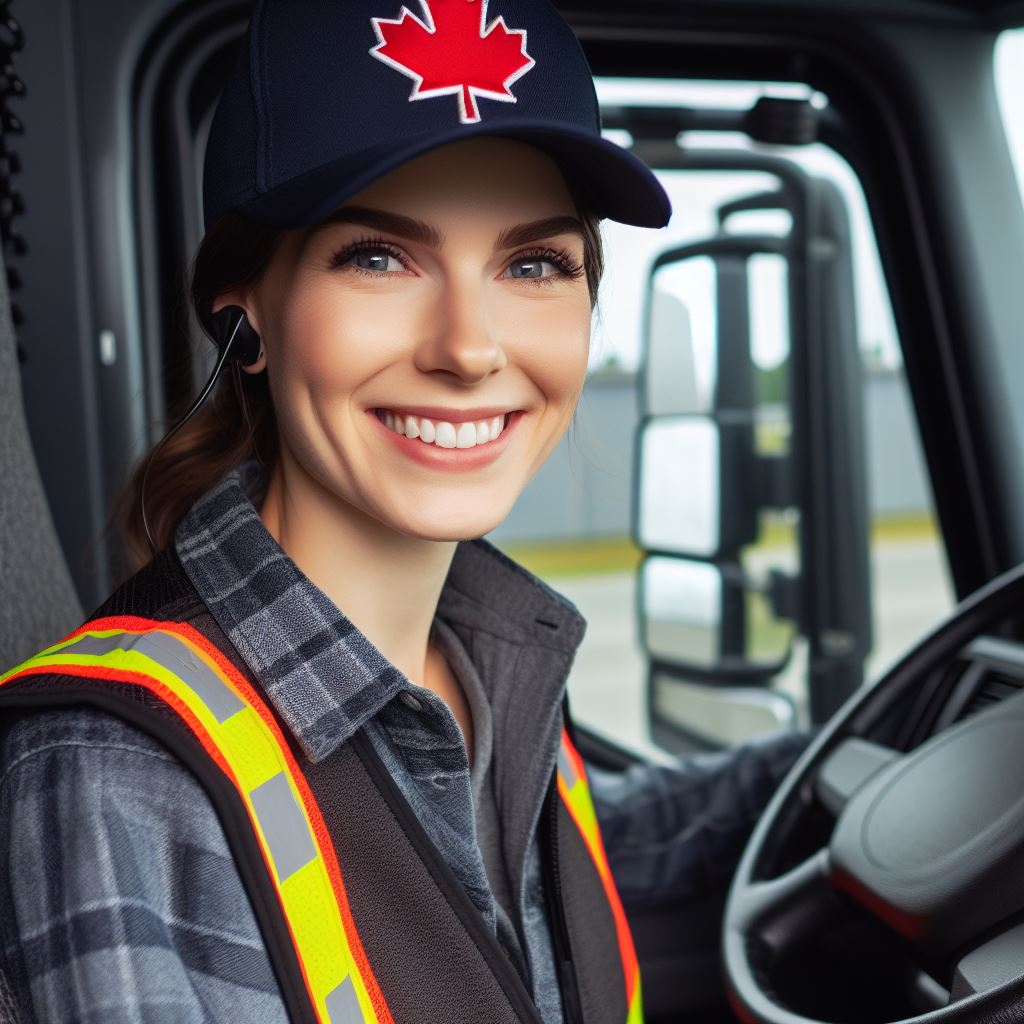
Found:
[112,194,605,575]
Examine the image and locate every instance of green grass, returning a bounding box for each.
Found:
[870,512,939,543]
[501,536,645,578]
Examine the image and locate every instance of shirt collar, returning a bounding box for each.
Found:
[174,457,586,763]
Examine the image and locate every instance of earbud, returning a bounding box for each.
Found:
[207,305,263,367]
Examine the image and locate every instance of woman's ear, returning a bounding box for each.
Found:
[239,330,266,376]
[211,291,266,374]
[211,290,259,331]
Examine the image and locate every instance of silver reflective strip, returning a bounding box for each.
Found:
[325,977,363,1024]
[46,631,245,724]
[558,742,580,788]
[249,771,317,883]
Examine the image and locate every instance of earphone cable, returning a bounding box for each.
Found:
[140,315,247,556]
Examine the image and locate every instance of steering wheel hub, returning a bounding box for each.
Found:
[831,699,1024,957]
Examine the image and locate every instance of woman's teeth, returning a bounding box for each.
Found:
[376,409,509,449]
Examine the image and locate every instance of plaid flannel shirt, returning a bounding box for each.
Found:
[0,458,811,1023]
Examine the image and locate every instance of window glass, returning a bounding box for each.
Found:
[487,80,955,756]
[995,29,1024,206]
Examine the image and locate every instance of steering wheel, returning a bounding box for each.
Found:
[723,560,1024,1024]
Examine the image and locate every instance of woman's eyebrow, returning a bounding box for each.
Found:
[309,207,583,251]
[494,215,585,249]
[310,205,443,247]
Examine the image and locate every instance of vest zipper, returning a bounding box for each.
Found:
[542,776,585,1024]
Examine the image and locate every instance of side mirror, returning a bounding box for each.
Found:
[644,289,703,415]
[634,156,872,751]
[636,416,759,558]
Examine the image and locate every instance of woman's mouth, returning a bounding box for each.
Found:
[373,408,512,449]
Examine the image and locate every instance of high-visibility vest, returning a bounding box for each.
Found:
[1,611,643,1024]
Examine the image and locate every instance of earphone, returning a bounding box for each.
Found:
[207,305,262,367]
[140,306,262,555]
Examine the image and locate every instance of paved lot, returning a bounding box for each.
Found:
[554,538,954,756]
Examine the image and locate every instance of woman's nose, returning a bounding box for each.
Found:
[413,276,508,384]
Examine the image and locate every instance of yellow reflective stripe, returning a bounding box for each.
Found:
[1,622,387,1024]
[557,737,615,889]
[558,730,644,1023]
[561,778,604,865]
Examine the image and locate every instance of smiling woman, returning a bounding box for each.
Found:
[119,135,604,759]
[0,1,813,1022]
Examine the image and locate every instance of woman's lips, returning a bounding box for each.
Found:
[368,408,524,470]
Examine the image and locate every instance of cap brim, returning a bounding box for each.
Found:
[226,119,672,231]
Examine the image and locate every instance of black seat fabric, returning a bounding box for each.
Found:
[0,252,84,1021]
[0,254,83,673]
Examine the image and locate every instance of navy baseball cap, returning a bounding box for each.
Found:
[202,0,672,232]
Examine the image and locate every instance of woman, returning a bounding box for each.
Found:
[0,1,809,1021]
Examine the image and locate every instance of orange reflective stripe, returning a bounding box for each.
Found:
[0,615,393,1024]
[557,728,644,1023]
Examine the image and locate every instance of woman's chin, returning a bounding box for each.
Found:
[397,515,510,544]
[381,500,515,544]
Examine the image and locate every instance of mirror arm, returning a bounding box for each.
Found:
[768,569,802,625]
[717,189,788,229]
[755,453,793,510]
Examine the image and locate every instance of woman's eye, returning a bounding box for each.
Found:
[353,248,404,273]
[505,257,559,280]
[329,241,407,274]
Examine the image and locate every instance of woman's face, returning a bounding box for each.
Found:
[230,137,593,541]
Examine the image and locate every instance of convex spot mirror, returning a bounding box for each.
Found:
[640,556,794,676]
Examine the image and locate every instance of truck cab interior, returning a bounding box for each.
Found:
[3,1,1024,1022]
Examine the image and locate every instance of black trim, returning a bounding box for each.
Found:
[0,679,316,1024]
[540,776,585,1024]
[350,730,544,1024]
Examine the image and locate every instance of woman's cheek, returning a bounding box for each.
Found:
[521,302,591,398]
[279,288,406,393]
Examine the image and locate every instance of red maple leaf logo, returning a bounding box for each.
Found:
[369,0,536,124]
